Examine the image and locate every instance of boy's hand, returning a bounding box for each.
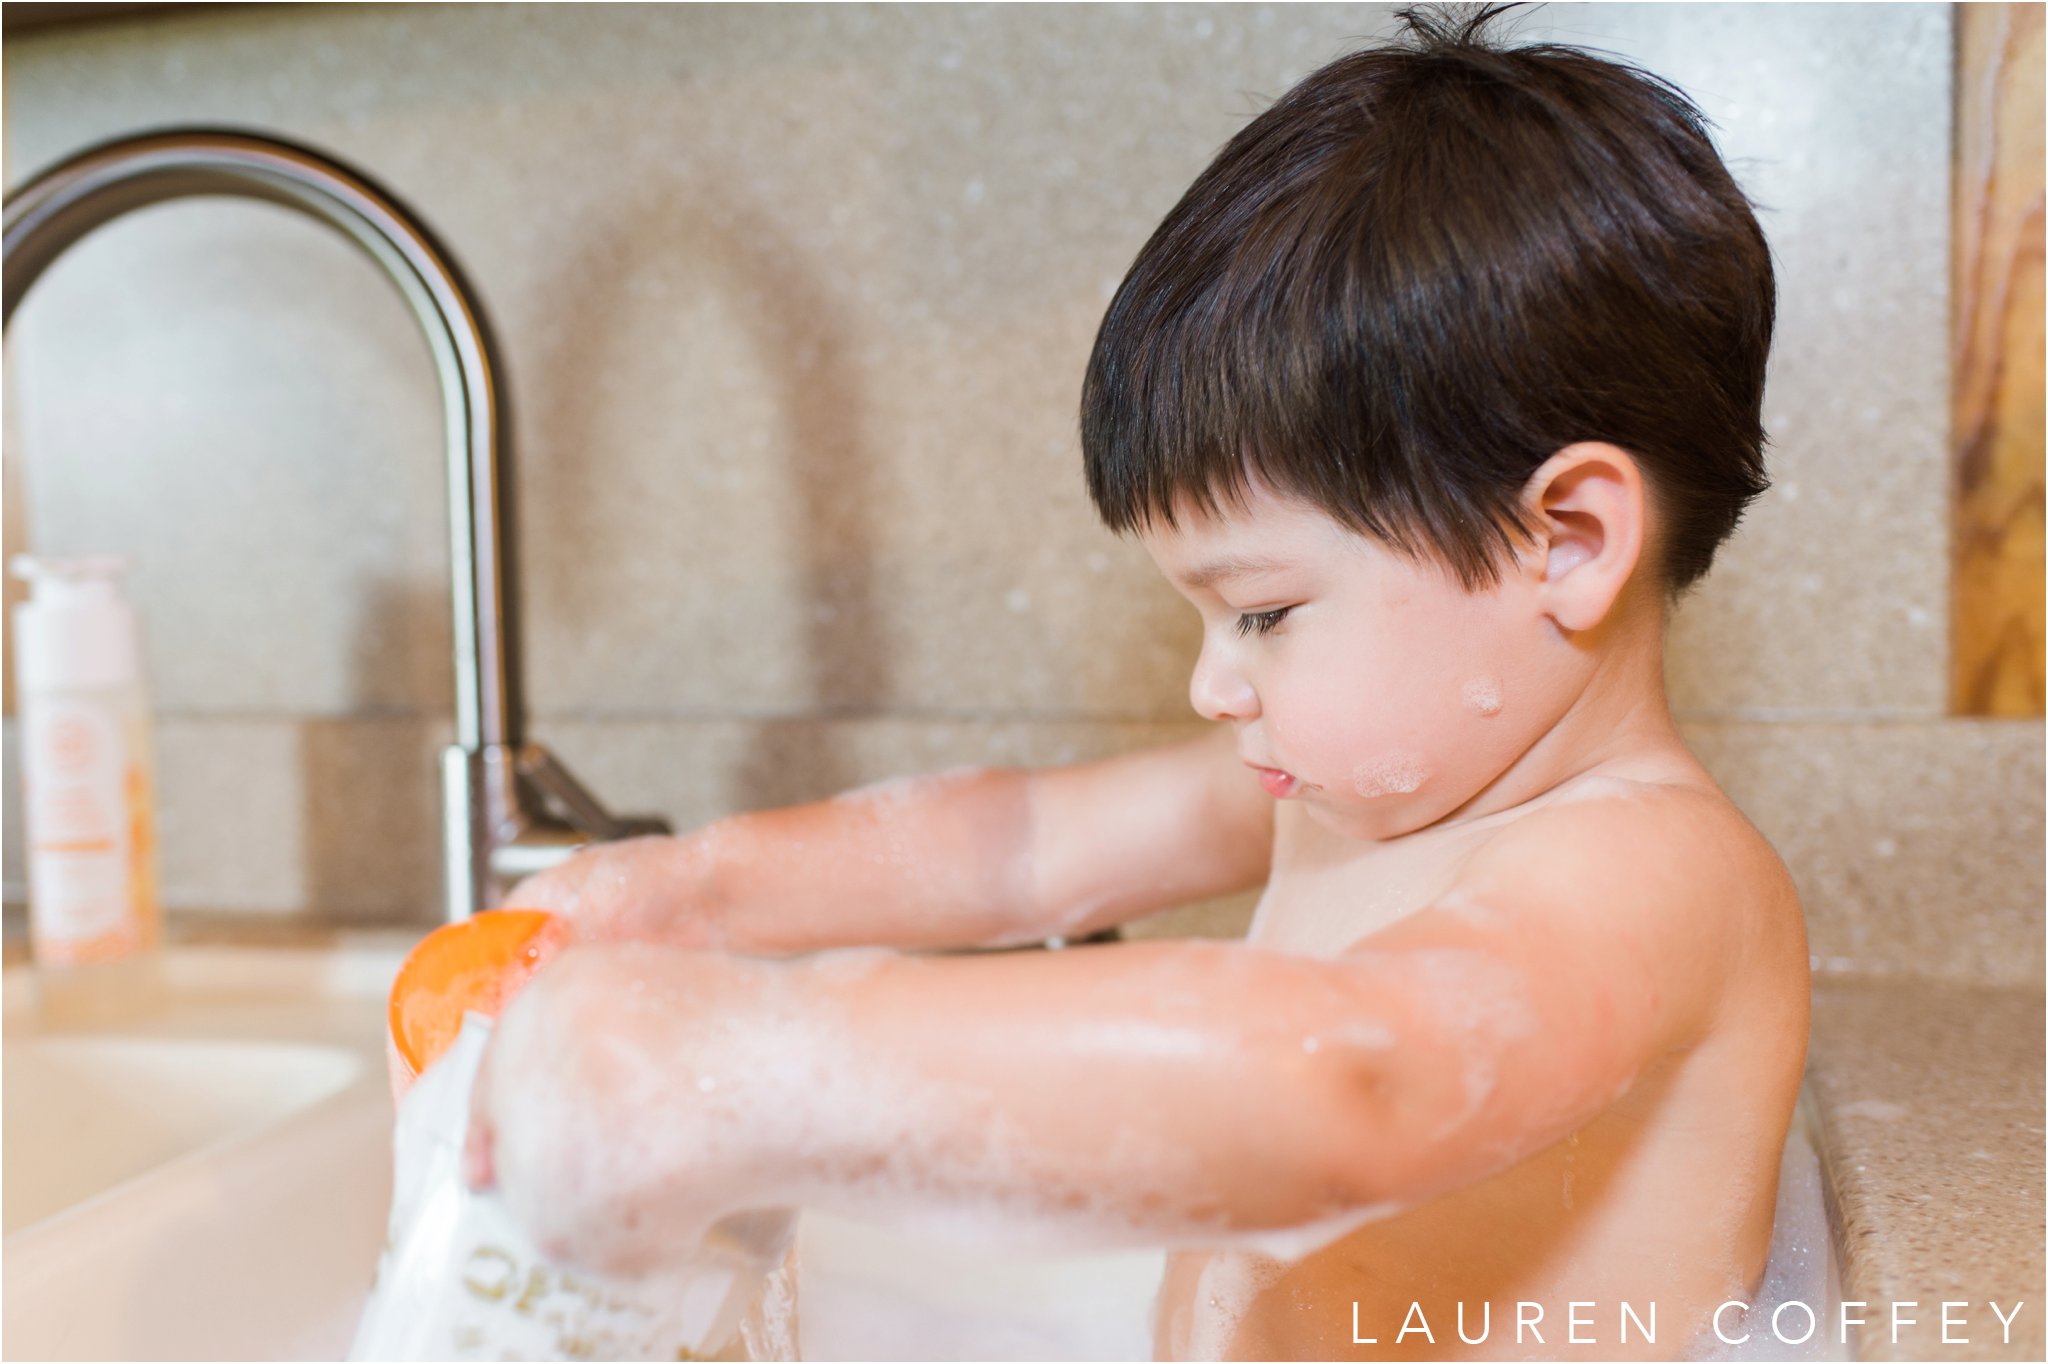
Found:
[502,834,726,948]
[461,942,788,1277]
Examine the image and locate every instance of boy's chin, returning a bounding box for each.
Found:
[1297,794,1415,842]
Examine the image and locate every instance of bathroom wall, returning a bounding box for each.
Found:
[3,4,2039,980]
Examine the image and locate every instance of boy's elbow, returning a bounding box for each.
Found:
[1285,1038,1461,1217]
[1287,1000,1558,1216]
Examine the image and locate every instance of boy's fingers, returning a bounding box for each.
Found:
[503,871,573,913]
[463,1047,499,1191]
[463,1105,496,1191]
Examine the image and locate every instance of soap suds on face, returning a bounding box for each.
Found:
[1462,676,1504,717]
[1352,753,1429,798]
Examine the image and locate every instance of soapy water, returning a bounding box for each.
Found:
[786,1097,1841,1362]
[787,1106,1841,1363]
[1173,1107,1843,1361]
[353,1014,797,1361]
[1185,1251,1290,1361]
[1685,1104,1846,1361]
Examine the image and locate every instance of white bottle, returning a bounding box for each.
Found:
[10,555,164,1024]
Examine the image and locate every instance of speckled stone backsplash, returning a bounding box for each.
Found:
[2,4,2038,981]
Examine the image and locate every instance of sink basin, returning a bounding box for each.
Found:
[4,1079,396,1360]
[3,1035,364,1234]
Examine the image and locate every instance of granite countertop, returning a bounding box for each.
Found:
[1806,973,2045,1361]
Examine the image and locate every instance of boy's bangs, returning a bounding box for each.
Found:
[1083,253,1534,594]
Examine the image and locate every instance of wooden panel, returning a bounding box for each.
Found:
[1953,3,2046,716]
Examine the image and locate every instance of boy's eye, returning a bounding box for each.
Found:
[1235,607,1293,638]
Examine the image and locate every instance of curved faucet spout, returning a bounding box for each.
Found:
[3,126,667,920]
[5,126,518,753]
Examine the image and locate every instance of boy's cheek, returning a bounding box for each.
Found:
[1282,686,1496,829]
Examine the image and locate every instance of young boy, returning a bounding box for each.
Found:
[463,7,1811,1358]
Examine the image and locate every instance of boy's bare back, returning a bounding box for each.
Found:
[1156,745,1810,1361]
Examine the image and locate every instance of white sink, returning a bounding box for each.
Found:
[2,943,407,1360]
[3,1035,365,1234]
[4,1079,397,1360]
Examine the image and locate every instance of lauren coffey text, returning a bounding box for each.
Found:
[1347,1299,2030,1350]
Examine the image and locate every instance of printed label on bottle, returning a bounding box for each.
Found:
[24,699,134,960]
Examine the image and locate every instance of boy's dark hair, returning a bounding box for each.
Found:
[1080,3,1774,600]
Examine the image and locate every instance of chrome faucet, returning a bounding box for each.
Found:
[3,127,669,922]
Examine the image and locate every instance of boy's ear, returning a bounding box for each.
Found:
[1515,443,1649,632]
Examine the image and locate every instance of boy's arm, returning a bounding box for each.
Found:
[468,792,1737,1274]
[1011,721,1276,945]
[510,725,1273,953]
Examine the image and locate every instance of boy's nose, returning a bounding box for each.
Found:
[1189,648,1259,723]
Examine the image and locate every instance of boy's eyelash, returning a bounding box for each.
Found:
[1235,607,1292,638]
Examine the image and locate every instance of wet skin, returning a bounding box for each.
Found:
[467,446,1812,1361]
[1154,763,1811,1361]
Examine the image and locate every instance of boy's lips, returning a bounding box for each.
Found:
[1249,764,1299,798]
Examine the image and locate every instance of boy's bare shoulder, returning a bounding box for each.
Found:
[1449,764,1806,1042]
[1485,762,1794,896]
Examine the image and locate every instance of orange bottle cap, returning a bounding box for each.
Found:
[386,908,565,1101]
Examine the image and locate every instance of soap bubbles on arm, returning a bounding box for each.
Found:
[502,831,731,950]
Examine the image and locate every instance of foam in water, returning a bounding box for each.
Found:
[1169,1111,1843,1361]
[1682,1108,1845,1361]
[354,1014,795,1360]
[1185,1252,1289,1361]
